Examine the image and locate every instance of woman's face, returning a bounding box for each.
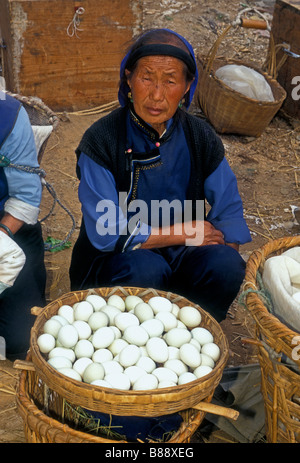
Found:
[126,55,192,135]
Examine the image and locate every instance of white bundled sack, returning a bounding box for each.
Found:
[215,64,275,102]
[0,231,26,294]
[262,247,300,332]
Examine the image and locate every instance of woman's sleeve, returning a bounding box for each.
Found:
[78,153,151,252]
[1,106,42,224]
[204,157,251,244]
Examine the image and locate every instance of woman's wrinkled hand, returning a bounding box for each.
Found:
[181,220,225,247]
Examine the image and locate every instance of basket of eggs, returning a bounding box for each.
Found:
[15,286,238,443]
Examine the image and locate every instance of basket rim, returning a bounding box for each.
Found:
[30,286,229,416]
[197,55,287,107]
[244,236,300,345]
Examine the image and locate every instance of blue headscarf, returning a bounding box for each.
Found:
[118,29,198,109]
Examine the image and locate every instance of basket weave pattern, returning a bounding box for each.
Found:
[29,286,229,418]
[16,363,204,443]
[244,236,300,443]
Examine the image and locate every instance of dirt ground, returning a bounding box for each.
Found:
[1,0,300,444]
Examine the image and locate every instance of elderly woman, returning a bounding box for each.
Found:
[70,28,251,322]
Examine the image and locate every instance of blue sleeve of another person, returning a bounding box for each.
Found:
[77,153,151,252]
[204,157,251,244]
[1,106,42,207]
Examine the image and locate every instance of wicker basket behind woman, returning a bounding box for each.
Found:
[243,235,300,443]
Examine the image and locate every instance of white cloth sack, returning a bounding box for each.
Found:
[215,64,275,102]
[0,231,26,294]
[262,247,300,332]
[31,125,53,155]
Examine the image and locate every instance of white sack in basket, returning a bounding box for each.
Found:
[262,247,300,332]
[215,65,275,102]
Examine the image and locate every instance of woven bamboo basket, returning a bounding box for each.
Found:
[6,91,59,163]
[16,357,204,443]
[196,23,286,137]
[243,235,300,443]
[28,286,230,419]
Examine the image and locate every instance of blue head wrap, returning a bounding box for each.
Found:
[118,29,198,109]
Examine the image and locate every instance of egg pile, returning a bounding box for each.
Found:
[37,294,221,391]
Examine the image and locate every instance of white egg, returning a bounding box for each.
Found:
[124,365,146,385]
[92,327,115,349]
[139,346,148,356]
[58,305,74,324]
[110,325,122,339]
[43,319,62,338]
[176,320,188,329]
[48,356,72,370]
[119,344,141,367]
[107,294,126,311]
[51,315,69,326]
[74,300,94,322]
[133,374,158,391]
[83,362,105,384]
[200,353,215,369]
[146,337,169,363]
[179,343,201,369]
[158,381,177,389]
[134,302,154,323]
[92,348,113,363]
[105,372,131,390]
[178,372,197,385]
[148,296,172,314]
[102,360,124,375]
[136,356,156,373]
[37,333,56,353]
[152,367,178,384]
[179,306,201,328]
[72,320,92,340]
[201,342,220,362]
[48,347,76,363]
[85,294,107,311]
[114,312,139,331]
[125,295,144,311]
[123,325,149,346]
[74,339,94,358]
[100,305,121,325]
[57,324,79,348]
[155,312,178,331]
[164,328,191,348]
[190,338,201,352]
[171,303,180,317]
[141,319,164,338]
[58,368,82,382]
[193,365,213,378]
[191,327,214,346]
[73,357,93,377]
[164,358,188,376]
[108,338,128,356]
[90,379,111,387]
[88,311,109,331]
[167,346,180,360]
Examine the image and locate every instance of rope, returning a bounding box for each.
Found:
[67,7,85,38]
[239,271,275,314]
[232,7,271,31]
[0,156,76,251]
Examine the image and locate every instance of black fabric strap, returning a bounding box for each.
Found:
[125,44,196,75]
